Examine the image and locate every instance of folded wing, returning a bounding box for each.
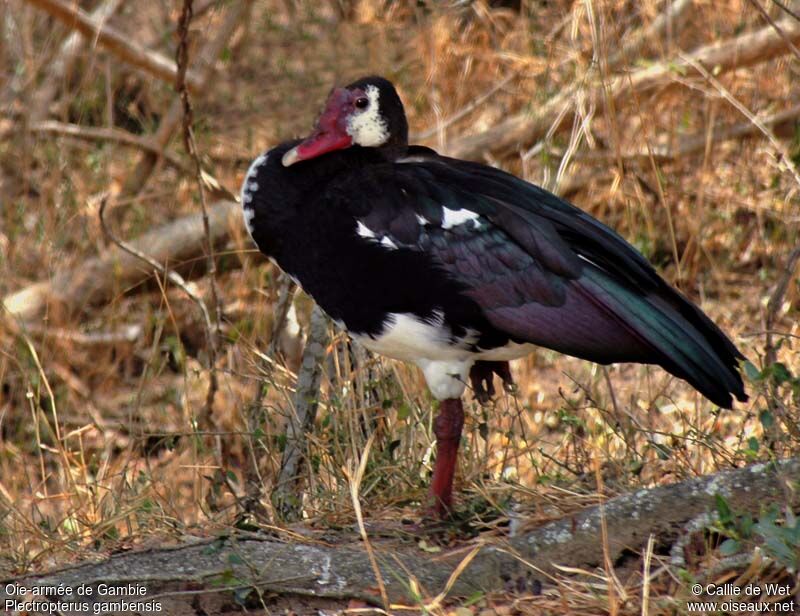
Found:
[327,148,747,408]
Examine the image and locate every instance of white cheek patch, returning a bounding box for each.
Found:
[240,152,268,240]
[346,85,388,147]
[441,207,481,230]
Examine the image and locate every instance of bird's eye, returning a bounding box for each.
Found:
[355,97,369,109]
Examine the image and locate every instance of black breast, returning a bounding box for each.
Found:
[242,145,513,350]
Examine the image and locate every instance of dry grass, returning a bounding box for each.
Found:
[1,0,799,613]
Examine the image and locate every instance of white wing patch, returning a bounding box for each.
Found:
[355,220,399,251]
[356,221,377,239]
[346,85,388,147]
[241,152,268,239]
[441,207,481,230]
[416,214,429,226]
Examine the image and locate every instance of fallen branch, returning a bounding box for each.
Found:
[25,0,204,93]
[2,458,797,607]
[2,200,240,322]
[26,120,188,171]
[448,18,800,160]
[26,0,125,122]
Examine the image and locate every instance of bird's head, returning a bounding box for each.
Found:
[281,76,408,167]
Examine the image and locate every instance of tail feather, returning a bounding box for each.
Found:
[579,270,747,409]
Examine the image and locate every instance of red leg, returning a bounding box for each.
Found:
[429,397,465,517]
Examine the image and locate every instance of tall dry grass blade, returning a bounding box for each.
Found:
[343,432,389,611]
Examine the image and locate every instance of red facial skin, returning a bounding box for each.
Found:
[282,87,366,166]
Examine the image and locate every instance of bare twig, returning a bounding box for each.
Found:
[16,323,142,346]
[25,120,189,171]
[770,0,800,22]
[25,0,204,92]
[2,199,241,321]
[413,71,518,141]
[176,0,221,420]
[98,198,215,349]
[273,305,331,522]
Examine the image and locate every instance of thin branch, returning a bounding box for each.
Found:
[24,0,125,122]
[273,305,331,522]
[25,120,189,171]
[25,0,204,92]
[122,1,247,196]
[413,71,518,141]
[765,247,800,368]
[2,200,241,322]
[98,198,215,347]
[770,0,800,22]
[680,53,800,190]
[749,0,800,62]
[176,0,221,420]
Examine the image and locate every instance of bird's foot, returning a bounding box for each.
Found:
[469,361,515,404]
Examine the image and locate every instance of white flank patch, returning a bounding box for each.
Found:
[441,207,480,230]
[346,84,388,147]
[415,214,429,226]
[416,359,470,400]
[355,312,463,362]
[348,312,539,399]
[352,311,474,400]
[240,152,268,240]
[356,221,377,239]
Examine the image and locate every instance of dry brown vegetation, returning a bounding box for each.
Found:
[1,0,799,614]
